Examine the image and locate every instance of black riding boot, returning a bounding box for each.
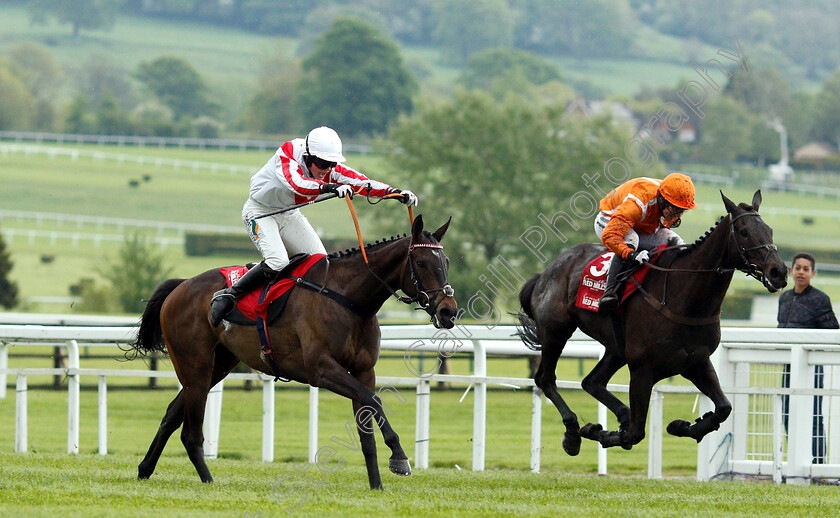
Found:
[210,262,271,326]
[599,254,631,313]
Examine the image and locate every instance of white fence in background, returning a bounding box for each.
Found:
[0,131,372,154]
[0,210,242,236]
[2,314,840,483]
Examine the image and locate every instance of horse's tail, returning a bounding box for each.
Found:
[125,278,185,359]
[514,274,542,351]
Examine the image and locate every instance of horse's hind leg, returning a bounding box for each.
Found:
[138,345,239,480]
[580,351,630,431]
[667,358,732,442]
[535,329,583,456]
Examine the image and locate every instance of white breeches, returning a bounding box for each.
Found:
[242,199,326,271]
[594,211,684,251]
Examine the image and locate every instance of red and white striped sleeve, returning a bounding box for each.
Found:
[331,164,396,198]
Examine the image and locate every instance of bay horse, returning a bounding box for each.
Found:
[128,215,457,489]
[516,191,788,454]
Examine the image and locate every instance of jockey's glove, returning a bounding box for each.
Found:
[399,189,418,206]
[320,183,354,198]
[628,249,650,264]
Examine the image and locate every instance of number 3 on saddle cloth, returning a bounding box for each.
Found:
[574,245,666,313]
[219,253,327,380]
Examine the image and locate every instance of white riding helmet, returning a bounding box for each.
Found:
[305,126,346,163]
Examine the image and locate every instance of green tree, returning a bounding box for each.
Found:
[696,96,754,165]
[431,0,514,65]
[241,53,302,135]
[0,62,35,130]
[135,56,217,121]
[388,90,633,301]
[27,0,122,37]
[98,235,174,314]
[511,0,634,58]
[460,48,562,92]
[810,68,840,148]
[0,228,19,309]
[297,17,417,137]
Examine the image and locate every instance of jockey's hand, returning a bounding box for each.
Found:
[399,189,418,206]
[628,249,650,264]
[320,183,354,198]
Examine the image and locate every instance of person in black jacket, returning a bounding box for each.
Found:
[778,252,839,464]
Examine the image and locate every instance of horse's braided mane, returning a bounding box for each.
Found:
[676,203,757,256]
[328,233,413,259]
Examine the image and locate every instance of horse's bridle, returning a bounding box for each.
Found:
[361,240,455,323]
[727,211,778,287]
[401,242,455,317]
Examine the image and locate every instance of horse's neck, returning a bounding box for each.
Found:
[334,240,409,312]
[666,217,735,311]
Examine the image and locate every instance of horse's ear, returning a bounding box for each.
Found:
[432,217,452,243]
[720,190,738,215]
[411,214,424,240]
[752,190,762,211]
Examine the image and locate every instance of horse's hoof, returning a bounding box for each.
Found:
[666,419,692,437]
[579,422,602,440]
[389,458,412,476]
[137,466,152,480]
[562,432,581,456]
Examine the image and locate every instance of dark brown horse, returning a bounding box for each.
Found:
[516,191,787,454]
[128,215,457,489]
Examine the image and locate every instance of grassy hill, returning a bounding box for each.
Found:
[0,2,723,111]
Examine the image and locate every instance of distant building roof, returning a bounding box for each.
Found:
[793,141,838,161]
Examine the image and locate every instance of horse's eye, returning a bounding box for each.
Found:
[416,260,428,268]
[740,229,749,237]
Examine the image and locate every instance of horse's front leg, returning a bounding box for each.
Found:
[667,358,732,442]
[309,359,409,489]
[533,332,583,456]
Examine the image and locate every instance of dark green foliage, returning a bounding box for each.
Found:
[460,48,562,91]
[0,228,18,309]
[297,17,417,137]
[98,234,174,314]
[27,0,122,37]
[134,56,217,121]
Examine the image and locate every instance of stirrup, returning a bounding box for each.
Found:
[599,292,620,313]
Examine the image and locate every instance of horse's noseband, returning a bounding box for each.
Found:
[405,243,455,316]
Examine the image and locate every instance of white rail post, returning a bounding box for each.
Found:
[472,339,487,471]
[647,389,664,479]
[67,339,80,454]
[787,344,810,485]
[415,378,430,469]
[262,378,275,462]
[98,375,107,455]
[698,346,734,481]
[598,349,608,475]
[203,380,224,459]
[308,386,319,463]
[530,387,542,473]
[773,393,784,484]
[15,375,27,452]
[0,343,7,399]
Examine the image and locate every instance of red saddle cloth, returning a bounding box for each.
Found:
[219,253,327,321]
[574,247,663,313]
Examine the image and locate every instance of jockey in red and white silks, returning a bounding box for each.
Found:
[245,127,416,271]
[209,126,418,327]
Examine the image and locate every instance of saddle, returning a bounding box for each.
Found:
[219,253,325,326]
[575,247,663,313]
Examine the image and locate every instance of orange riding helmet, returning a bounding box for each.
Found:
[659,172,697,209]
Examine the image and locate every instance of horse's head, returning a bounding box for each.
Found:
[721,190,788,293]
[402,215,458,329]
